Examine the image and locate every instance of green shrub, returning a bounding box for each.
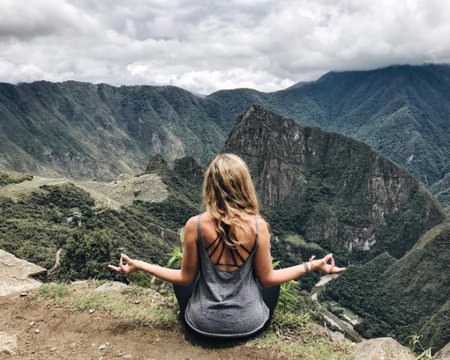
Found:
[55,229,126,282]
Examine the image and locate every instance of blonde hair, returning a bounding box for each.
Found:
[202,153,270,248]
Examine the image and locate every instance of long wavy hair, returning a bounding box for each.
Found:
[202,153,271,249]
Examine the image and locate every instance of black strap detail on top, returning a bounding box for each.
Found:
[198,214,258,268]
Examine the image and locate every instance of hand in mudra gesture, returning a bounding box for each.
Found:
[309,253,346,274]
[108,254,140,274]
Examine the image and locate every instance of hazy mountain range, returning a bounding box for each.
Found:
[1,64,449,187]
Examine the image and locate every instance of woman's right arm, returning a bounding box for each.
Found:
[253,218,346,287]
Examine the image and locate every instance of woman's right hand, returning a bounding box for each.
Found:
[310,253,346,274]
[108,253,141,274]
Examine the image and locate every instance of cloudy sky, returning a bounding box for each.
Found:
[1,0,450,94]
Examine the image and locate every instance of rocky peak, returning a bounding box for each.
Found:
[145,152,168,174]
[173,156,205,184]
[222,105,446,256]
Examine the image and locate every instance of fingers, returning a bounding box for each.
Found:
[108,264,123,272]
[330,256,335,268]
[119,254,126,272]
[324,253,333,262]
[108,254,132,273]
[309,255,316,261]
[331,266,347,273]
[122,253,131,262]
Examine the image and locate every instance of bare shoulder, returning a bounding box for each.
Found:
[183,215,199,243]
[186,215,199,227]
[256,215,269,231]
[256,215,270,245]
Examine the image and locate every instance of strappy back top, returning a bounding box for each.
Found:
[204,217,255,270]
[184,213,270,338]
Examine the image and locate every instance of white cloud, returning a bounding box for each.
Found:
[1,0,450,94]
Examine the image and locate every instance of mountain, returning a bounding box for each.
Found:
[321,217,450,354]
[207,64,450,188]
[0,81,222,181]
[1,103,445,276]
[221,104,446,264]
[1,64,450,200]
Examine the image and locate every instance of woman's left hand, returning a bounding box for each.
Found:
[309,254,346,274]
[108,253,140,274]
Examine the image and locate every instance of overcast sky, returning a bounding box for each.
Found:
[1,0,450,94]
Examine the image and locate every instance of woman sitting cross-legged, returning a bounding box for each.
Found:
[108,153,346,339]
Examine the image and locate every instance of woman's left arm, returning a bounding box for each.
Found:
[108,216,200,286]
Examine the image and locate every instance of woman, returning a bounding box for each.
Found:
[108,153,346,338]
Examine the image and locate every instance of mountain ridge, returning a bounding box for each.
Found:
[221,104,446,261]
[2,64,450,203]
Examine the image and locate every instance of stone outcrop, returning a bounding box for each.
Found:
[0,250,45,297]
[434,342,450,360]
[0,332,17,356]
[353,337,416,360]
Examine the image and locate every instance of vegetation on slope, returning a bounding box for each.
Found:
[0,156,201,276]
[0,170,33,186]
[431,172,450,215]
[321,218,450,354]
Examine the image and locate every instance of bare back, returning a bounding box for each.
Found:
[199,212,257,272]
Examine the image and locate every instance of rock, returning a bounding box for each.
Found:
[353,337,416,360]
[118,352,133,359]
[94,282,128,292]
[98,342,109,350]
[89,308,96,314]
[330,331,346,343]
[35,329,40,334]
[116,174,133,182]
[0,250,45,296]
[434,342,450,359]
[0,332,17,356]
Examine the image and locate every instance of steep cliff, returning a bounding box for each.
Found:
[221,104,446,260]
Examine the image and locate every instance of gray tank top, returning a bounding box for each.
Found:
[184,214,270,338]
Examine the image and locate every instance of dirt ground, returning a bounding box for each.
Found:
[1,292,277,360]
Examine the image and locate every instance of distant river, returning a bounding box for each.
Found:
[311,274,364,343]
